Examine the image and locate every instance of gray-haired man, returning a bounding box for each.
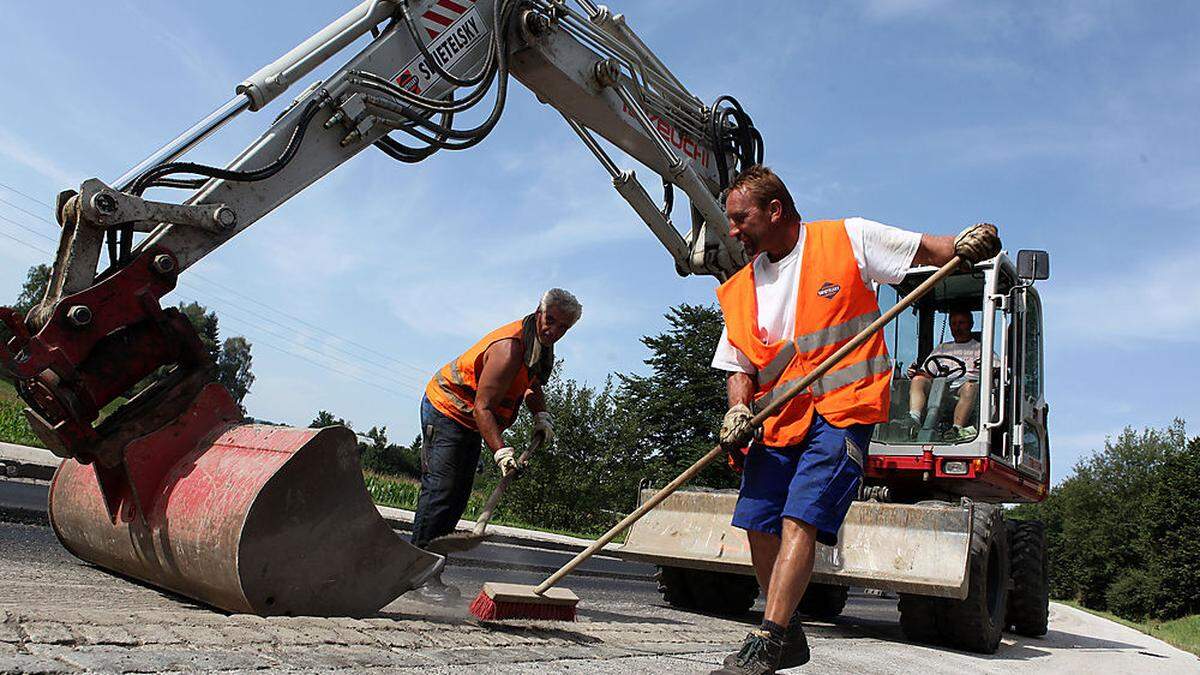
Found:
[411,289,582,603]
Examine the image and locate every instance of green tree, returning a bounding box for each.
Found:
[498,369,645,535]
[216,336,254,408]
[2,265,51,381]
[14,264,50,315]
[1142,434,1200,619]
[177,301,221,362]
[1011,420,1197,620]
[617,303,736,489]
[310,410,349,428]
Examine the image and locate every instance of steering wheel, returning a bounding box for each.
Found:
[923,354,967,380]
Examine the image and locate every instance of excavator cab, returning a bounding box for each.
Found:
[868,250,1051,503]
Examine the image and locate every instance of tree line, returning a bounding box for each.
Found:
[2,264,255,407]
[318,303,737,537]
[1010,420,1200,623]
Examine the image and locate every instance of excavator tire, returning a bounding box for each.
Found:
[655,566,698,610]
[898,592,943,644]
[1006,519,1050,637]
[655,566,759,616]
[937,503,1010,653]
[797,582,849,619]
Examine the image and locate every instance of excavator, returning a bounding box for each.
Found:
[0,0,1050,653]
[0,0,759,617]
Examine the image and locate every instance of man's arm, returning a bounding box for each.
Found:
[474,339,523,453]
[524,385,546,415]
[913,234,956,267]
[727,371,755,408]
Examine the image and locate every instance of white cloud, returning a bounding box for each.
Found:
[1051,241,1200,345]
[0,129,83,188]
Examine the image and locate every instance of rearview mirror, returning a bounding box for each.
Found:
[1017,249,1050,281]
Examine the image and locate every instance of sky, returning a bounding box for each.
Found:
[0,1,1197,484]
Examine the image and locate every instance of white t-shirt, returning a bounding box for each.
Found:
[923,338,988,387]
[711,217,921,374]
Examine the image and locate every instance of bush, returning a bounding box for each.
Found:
[1106,567,1164,622]
[1014,421,1200,622]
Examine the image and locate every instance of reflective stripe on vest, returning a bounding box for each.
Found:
[756,309,883,388]
[755,354,892,410]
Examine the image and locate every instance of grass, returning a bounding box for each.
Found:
[363,470,626,542]
[3,379,619,544]
[1060,600,1200,657]
[0,379,43,448]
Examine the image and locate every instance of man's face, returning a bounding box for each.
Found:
[725,188,781,257]
[536,306,574,345]
[949,312,974,342]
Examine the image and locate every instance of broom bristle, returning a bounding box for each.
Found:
[468,590,577,621]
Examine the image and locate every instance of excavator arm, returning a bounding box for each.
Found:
[0,0,761,617]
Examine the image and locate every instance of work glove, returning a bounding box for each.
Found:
[719,404,755,452]
[493,447,519,478]
[532,411,555,447]
[953,223,1001,267]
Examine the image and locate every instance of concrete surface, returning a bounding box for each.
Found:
[1,518,1196,674]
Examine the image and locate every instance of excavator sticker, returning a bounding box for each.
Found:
[394,4,487,95]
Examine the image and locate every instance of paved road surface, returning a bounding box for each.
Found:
[2,516,1196,673]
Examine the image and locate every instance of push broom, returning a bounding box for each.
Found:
[425,435,546,555]
[469,255,966,622]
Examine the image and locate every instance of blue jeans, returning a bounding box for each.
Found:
[411,396,483,549]
[731,413,873,546]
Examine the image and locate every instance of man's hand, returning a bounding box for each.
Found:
[719,403,754,451]
[954,223,1002,266]
[493,447,519,478]
[532,411,555,447]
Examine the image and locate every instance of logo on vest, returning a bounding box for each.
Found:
[817,282,841,299]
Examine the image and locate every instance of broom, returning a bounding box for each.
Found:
[469,256,965,622]
[425,435,546,555]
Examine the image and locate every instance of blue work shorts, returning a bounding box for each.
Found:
[731,413,872,546]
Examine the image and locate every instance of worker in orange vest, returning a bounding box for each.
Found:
[411,288,582,604]
[709,166,999,675]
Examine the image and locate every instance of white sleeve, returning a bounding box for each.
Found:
[845,217,922,285]
[711,325,756,374]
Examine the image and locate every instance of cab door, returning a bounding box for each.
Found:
[1013,288,1049,483]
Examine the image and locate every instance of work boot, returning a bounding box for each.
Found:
[779,613,811,668]
[723,611,809,670]
[711,628,783,674]
[408,572,462,606]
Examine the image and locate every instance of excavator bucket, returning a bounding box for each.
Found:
[47,384,442,616]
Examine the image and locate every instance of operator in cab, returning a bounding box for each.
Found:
[905,310,989,442]
[410,288,582,604]
[709,165,1000,675]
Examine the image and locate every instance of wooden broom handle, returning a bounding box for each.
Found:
[472,433,545,536]
[533,256,965,595]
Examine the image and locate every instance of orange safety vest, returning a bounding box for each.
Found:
[425,317,544,431]
[716,219,892,447]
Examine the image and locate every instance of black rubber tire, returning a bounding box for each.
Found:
[655,566,698,610]
[1006,519,1050,637]
[655,566,759,616]
[937,503,1011,654]
[797,583,849,619]
[898,592,943,644]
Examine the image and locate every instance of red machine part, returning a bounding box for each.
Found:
[49,385,443,616]
[866,451,1048,502]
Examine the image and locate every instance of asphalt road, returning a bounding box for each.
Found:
[3,479,1196,673]
[0,478,654,581]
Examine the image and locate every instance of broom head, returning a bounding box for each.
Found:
[469,581,579,621]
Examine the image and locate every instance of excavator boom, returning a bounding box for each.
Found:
[0,0,762,616]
